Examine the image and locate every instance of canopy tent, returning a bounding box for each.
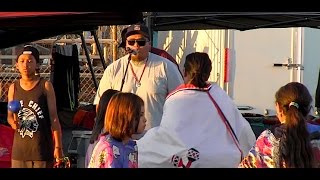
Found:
[145,12,320,31]
[0,12,143,49]
[3,12,320,49]
[0,12,143,91]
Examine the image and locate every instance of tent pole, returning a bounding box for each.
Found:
[79,32,99,90]
[91,30,107,69]
[112,25,117,62]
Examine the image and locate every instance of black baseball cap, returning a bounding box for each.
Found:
[17,45,40,63]
[125,24,150,40]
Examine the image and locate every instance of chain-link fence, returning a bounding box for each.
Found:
[0,64,104,104]
[0,25,128,105]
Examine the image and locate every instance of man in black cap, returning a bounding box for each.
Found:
[118,26,182,76]
[94,24,183,135]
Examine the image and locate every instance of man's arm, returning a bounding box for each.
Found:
[93,66,113,105]
[44,80,63,160]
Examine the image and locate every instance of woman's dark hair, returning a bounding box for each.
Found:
[275,82,314,167]
[184,52,212,88]
[105,92,144,140]
[89,89,119,144]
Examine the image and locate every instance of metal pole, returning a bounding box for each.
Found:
[296,27,304,83]
[144,12,153,44]
[91,30,107,69]
[79,32,98,90]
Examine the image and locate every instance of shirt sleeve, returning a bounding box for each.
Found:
[93,66,113,105]
[238,130,277,168]
[165,61,184,93]
[88,141,114,168]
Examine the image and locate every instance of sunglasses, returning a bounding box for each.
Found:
[127,40,147,46]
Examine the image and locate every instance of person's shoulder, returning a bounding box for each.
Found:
[151,47,172,56]
[209,82,219,89]
[151,47,164,54]
[42,78,53,88]
[41,77,50,84]
[209,83,228,95]
[103,55,128,73]
[150,52,177,67]
[256,129,277,142]
[8,81,16,89]
[94,135,112,149]
[149,50,169,59]
[108,55,128,67]
[151,47,172,58]
[149,51,164,59]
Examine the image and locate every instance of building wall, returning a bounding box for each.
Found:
[233,28,293,114]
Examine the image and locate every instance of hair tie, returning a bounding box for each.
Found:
[289,102,299,109]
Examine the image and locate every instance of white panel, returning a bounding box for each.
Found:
[156,27,320,115]
[302,27,320,108]
[157,30,226,87]
[233,28,293,113]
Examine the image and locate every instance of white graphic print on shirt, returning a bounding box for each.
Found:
[17,100,43,138]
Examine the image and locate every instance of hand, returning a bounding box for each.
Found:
[54,156,71,168]
[53,148,70,168]
[10,120,20,130]
[54,147,64,161]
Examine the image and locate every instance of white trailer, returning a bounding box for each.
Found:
[156,27,320,115]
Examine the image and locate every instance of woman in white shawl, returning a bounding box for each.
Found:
[137,52,256,168]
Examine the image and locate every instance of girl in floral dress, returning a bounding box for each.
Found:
[88,92,146,168]
[239,82,320,168]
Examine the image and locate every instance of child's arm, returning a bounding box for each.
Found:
[44,80,63,160]
[88,142,113,168]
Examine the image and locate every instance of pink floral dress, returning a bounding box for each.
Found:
[239,129,320,168]
[88,134,138,168]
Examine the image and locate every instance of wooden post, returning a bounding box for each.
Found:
[104,46,108,65]
[112,25,117,62]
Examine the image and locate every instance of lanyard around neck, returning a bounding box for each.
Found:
[129,58,148,87]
